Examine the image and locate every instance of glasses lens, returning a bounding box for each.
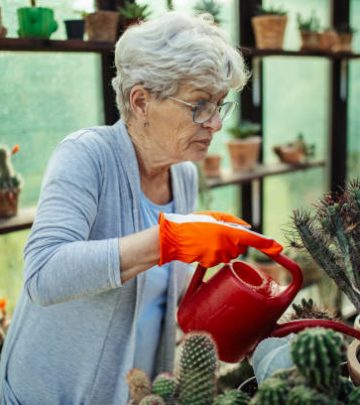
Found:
[193,101,216,124]
[219,102,236,121]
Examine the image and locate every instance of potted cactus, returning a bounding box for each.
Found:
[226,121,261,172]
[273,133,315,164]
[334,23,357,52]
[17,0,58,39]
[296,11,321,50]
[251,5,288,50]
[0,145,22,219]
[118,0,151,32]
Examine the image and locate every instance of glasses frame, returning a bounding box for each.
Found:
[168,96,238,124]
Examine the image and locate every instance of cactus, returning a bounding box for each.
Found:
[291,179,360,311]
[290,298,335,321]
[290,328,344,392]
[177,332,217,405]
[0,145,21,190]
[126,368,152,404]
[286,385,329,405]
[213,389,250,404]
[337,376,354,403]
[349,387,360,405]
[249,377,289,404]
[151,373,177,400]
[138,395,165,405]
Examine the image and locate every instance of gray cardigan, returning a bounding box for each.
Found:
[0,120,198,405]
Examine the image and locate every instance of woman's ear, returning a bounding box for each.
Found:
[129,85,151,119]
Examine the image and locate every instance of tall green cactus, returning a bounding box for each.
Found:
[249,377,289,405]
[290,328,344,392]
[213,389,249,405]
[0,146,20,190]
[151,373,177,400]
[177,332,217,405]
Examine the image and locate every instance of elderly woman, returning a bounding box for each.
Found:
[0,11,281,405]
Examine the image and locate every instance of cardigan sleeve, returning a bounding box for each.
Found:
[23,134,121,306]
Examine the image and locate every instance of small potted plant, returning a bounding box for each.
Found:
[251,5,288,50]
[334,23,357,52]
[193,0,222,25]
[273,133,315,164]
[0,7,7,38]
[201,154,222,178]
[17,0,58,39]
[296,11,321,50]
[226,121,261,172]
[64,9,87,40]
[118,1,151,32]
[0,145,22,219]
[318,27,339,52]
[85,0,120,42]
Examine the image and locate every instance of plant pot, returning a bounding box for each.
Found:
[85,11,119,42]
[333,33,353,52]
[318,30,339,51]
[227,137,261,172]
[0,188,20,218]
[64,19,85,40]
[273,145,305,164]
[17,7,58,39]
[202,154,222,178]
[0,8,7,38]
[251,15,287,50]
[299,31,320,50]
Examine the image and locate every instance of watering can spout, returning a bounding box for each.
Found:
[179,264,207,307]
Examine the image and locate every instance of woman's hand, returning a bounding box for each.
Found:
[158,211,283,268]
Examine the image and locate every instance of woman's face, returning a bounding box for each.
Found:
[147,83,227,163]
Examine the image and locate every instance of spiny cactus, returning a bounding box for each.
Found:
[290,327,344,392]
[337,376,355,403]
[0,145,21,190]
[291,179,360,311]
[290,298,335,321]
[286,385,329,405]
[151,373,177,400]
[138,395,165,405]
[213,389,249,405]
[249,377,288,404]
[349,387,360,405]
[126,368,152,404]
[177,332,217,405]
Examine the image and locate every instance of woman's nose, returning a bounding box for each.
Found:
[202,110,223,132]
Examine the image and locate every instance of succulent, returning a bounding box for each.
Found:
[296,12,321,32]
[227,121,261,140]
[249,377,289,404]
[118,1,151,21]
[126,368,152,404]
[193,0,222,24]
[0,145,21,191]
[289,298,335,321]
[151,373,177,400]
[256,5,287,16]
[290,328,344,393]
[291,179,360,312]
[138,395,165,405]
[177,332,217,405]
[213,389,250,404]
[286,385,329,405]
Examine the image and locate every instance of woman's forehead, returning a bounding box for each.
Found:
[177,83,228,99]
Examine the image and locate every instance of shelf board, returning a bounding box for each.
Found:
[0,206,36,235]
[0,37,114,53]
[240,46,360,60]
[206,160,325,189]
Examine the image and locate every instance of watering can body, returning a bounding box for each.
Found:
[178,253,360,363]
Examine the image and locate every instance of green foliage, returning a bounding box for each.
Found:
[118,1,151,21]
[193,0,222,24]
[286,385,329,405]
[138,395,165,405]
[349,387,360,404]
[249,377,288,404]
[0,146,21,190]
[178,332,217,405]
[290,328,344,393]
[256,5,287,16]
[227,121,261,140]
[152,373,177,400]
[290,298,334,321]
[213,389,249,404]
[296,12,321,32]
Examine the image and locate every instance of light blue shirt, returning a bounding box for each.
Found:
[133,192,174,378]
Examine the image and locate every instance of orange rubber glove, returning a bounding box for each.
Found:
[158,211,283,268]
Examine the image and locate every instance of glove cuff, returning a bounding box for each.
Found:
[158,212,179,265]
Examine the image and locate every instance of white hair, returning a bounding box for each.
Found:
[112,11,249,122]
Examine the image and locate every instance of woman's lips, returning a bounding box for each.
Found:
[193,139,211,147]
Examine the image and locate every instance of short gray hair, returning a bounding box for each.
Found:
[112,11,249,122]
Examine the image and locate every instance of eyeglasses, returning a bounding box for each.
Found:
[168,96,238,124]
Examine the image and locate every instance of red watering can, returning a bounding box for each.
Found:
[177,252,360,363]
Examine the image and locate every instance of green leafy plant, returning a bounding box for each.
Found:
[227,121,261,140]
[296,12,321,32]
[256,5,287,16]
[193,0,222,24]
[0,145,21,191]
[118,1,151,21]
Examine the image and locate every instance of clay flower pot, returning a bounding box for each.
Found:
[333,33,353,52]
[251,15,288,49]
[0,188,20,218]
[299,31,320,50]
[318,30,339,51]
[227,137,261,172]
[202,154,222,178]
[85,11,119,42]
[273,145,305,164]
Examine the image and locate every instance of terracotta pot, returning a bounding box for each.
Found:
[85,11,119,42]
[202,154,222,178]
[251,15,287,50]
[0,7,7,38]
[0,188,20,218]
[300,31,320,50]
[347,314,360,385]
[273,145,305,164]
[333,33,353,52]
[227,137,261,172]
[318,31,339,51]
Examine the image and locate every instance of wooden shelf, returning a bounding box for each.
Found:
[206,160,325,189]
[0,37,114,53]
[0,206,36,235]
[240,46,360,60]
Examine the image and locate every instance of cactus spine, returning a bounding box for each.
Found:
[249,377,288,405]
[151,373,177,400]
[177,332,217,405]
[213,389,249,405]
[290,328,344,392]
[126,368,152,404]
[138,395,165,405]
